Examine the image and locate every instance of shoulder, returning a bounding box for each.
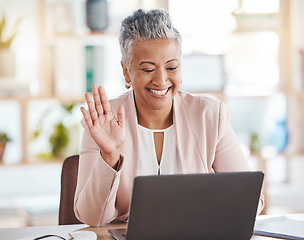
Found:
[108,91,132,109]
[176,90,225,114]
[176,91,231,140]
[175,91,230,129]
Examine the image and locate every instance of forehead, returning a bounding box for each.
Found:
[131,38,181,63]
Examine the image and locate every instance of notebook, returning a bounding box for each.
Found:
[254,215,304,239]
[108,171,264,240]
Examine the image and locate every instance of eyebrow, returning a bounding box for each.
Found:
[139,61,155,66]
[139,59,179,66]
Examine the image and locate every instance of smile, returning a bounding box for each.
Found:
[149,88,170,96]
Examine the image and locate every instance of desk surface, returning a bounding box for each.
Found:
[0,223,278,240]
[0,214,303,240]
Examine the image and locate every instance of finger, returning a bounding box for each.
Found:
[117,104,124,128]
[92,85,104,116]
[98,86,112,115]
[85,92,98,122]
[80,106,93,129]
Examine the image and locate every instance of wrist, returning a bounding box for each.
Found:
[100,150,121,169]
[113,156,123,170]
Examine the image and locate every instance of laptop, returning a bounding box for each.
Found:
[108,171,264,240]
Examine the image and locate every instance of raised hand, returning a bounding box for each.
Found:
[80,85,126,168]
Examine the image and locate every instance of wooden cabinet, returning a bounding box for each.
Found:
[2,0,304,164]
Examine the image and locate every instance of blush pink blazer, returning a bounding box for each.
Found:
[74,90,264,227]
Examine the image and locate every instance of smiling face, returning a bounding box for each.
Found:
[122,38,182,120]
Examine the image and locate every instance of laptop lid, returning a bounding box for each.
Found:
[109,171,264,240]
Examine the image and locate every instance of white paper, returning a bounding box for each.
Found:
[15,224,87,240]
[254,215,304,240]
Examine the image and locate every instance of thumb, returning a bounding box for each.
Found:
[117,104,124,128]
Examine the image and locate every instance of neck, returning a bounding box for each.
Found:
[136,103,173,130]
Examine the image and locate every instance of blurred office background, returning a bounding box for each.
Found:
[0,0,303,227]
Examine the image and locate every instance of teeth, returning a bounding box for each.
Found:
[150,88,168,95]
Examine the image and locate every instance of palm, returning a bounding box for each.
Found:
[89,109,125,154]
[81,86,126,159]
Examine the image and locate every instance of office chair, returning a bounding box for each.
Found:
[59,154,82,225]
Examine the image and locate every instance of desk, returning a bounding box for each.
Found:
[0,215,303,240]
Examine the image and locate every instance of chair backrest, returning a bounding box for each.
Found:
[59,154,82,225]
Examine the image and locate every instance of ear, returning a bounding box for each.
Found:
[121,61,130,81]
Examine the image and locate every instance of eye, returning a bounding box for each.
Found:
[142,69,154,73]
[167,66,178,71]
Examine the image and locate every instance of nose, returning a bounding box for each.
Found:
[152,68,168,86]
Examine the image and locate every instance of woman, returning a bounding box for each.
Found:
[74,8,264,227]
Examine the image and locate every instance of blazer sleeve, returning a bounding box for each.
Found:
[73,118,124,227]
[212,101,265,214]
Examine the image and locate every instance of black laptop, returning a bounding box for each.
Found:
[108,171,264,240]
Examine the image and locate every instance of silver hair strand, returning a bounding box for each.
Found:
[119,8,182,66]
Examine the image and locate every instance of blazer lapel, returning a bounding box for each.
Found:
[173,93,207,173]
[118,91,139,211]
[122,90,139,177]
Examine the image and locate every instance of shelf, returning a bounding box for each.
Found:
[45,31,119,46]
[190,87,282,99]
[0,96,84,165]
[290,91,304,98]
[1,0,300,165]
[224,87,279,98]
[0,160,63,167]
[0,95,85,104]
[232,13,280,32]
[0,79,30,98]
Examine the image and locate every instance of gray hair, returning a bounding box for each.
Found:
[119,8,182,66]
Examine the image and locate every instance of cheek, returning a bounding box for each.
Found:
[171,76,182,96]
[172,72,182,85]
[130,74,145,91]
[129,72,140,86]
[131,72,150,85]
